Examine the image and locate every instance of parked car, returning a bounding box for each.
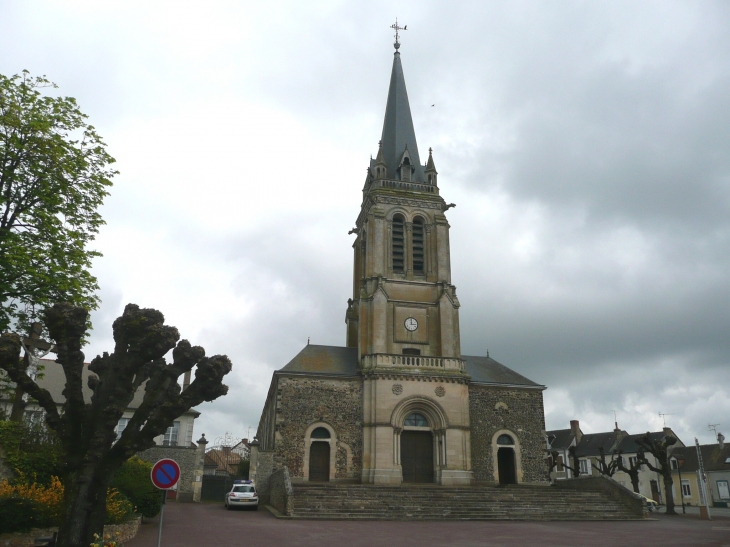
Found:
[225,480,258,510]
[640,494,660,511]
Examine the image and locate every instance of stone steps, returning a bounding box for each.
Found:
[287,484,641,520]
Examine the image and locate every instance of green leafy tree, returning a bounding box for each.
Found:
[0,70,116,413]
[110,456,161,519]
[0,302,232,547]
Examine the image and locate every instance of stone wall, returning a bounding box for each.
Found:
[275,376,363,481]
[269,466,293,516]
[254,450,274,504]
[137,445,200,502]
[469,385,549,484]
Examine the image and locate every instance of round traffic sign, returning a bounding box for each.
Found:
[151,459,181,490]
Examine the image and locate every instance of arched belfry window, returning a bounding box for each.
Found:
[404,413,429,427]
[497,434,514,445]
[412,217,425,274]
[311,427,331,439]
[392,214,405,273]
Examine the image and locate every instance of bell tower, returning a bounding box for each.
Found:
[346,40,462,365]
[347,27,472,486]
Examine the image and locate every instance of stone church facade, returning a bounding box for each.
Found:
[252,41,549,491]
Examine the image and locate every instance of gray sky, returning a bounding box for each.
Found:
[2,1,728,445]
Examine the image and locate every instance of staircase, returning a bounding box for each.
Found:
[288,483,643,520]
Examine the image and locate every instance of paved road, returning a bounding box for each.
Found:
[127,502,730,547]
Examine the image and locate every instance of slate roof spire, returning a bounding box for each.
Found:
[379,39,425,183]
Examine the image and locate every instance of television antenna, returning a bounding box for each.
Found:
[658,412,674,428]
[709,423,721,437]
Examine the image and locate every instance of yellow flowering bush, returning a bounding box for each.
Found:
[0,475,134,530]
[105,488,134,524]
[0,474,63,526]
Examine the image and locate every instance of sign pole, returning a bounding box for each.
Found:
[150,458,180,547]
[157,489,166,547]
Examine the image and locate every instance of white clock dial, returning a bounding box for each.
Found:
[404,317,418,332]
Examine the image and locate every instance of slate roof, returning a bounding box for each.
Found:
[546,428,575,451]
[614,432,673,454]
[277,345,543,388]
[463,355,542,388]
[574,432,621,457]
[671,444,730,473]
[279,345,359,376]
[379,49,425,183]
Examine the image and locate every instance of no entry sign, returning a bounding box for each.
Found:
[151,459,181,490]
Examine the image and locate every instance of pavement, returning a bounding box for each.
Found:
[126,502,730,547]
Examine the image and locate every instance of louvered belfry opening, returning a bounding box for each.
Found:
[412,217,425,274]
[392,214,405,273]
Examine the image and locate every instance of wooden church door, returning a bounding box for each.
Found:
[309,442,330,482]
[401,431,434,483]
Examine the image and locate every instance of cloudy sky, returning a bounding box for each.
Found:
[2,1,728,446]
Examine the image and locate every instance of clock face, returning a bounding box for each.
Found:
[404,317,418,332]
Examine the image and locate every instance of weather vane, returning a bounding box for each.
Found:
[391,18,407,49]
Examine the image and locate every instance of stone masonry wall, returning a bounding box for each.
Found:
[255,450,274,504]
[137,445,199,501]
[275,377,362,480]
[469,385,549,484]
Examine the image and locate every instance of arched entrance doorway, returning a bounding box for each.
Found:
[400,412,434,483]
[308,427,331,482]
[496,434,517,485]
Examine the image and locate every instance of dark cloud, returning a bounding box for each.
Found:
[1,1,728,445]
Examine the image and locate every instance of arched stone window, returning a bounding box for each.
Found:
[311,427,331,439]
[497,434,514,445]
[412,217,425,274]
[392,214,405,273]
[404,412,429,427]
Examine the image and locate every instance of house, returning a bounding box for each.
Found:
[670,439,730,508]
[203,446,242,476]
[546,420,685,503]
[1,358,199,448]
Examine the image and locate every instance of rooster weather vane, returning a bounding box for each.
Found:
[391,18,407,49]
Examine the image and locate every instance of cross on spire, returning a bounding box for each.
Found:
[391,18,407,50]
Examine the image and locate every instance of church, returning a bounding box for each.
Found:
[251,36,549,490]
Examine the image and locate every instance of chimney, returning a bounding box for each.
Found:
[663,427,674,439]
[183,370,191,391]
[570,420,582,444]
[718,433,725,450]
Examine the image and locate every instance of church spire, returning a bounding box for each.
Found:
[379,29,424,183]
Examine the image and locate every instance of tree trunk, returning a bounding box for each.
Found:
[630,473,640,494]
[57,465,111,547]
[663,472,677,515]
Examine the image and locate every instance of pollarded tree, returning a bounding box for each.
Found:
[0,303,232,547]
[0,70,116,414]
[636,432,678,515]
[614,448,643,494]
[592,446,618,478]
